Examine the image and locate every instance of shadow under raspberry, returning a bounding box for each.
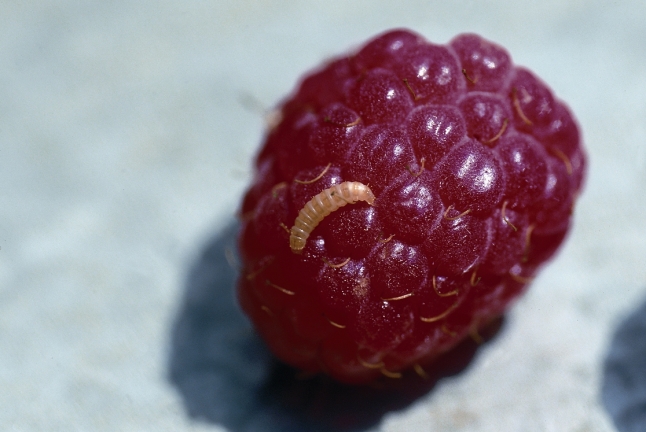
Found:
[602,295,646,432]
[168,221,505,432]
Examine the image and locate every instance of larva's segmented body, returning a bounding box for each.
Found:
[290,181,375,253]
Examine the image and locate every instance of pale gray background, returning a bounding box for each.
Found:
[1,1,645,431]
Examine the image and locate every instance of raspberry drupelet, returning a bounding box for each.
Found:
[237,29,586,384]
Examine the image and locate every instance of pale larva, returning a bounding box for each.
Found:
[290,181,375,253]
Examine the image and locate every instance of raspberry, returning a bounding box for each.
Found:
[238,29,586,384]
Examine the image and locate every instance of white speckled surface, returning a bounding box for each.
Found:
[2,1,645,431]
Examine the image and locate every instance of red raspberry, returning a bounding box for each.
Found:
[238,29,586,384]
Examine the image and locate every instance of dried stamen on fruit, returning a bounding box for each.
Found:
[265,110,283,131]
[378,233,395,244]
[265,279,295,295]
[290,181,376,253]
[381,292,414,301]
[522,224,536,262]
[346,117,362,127]
[324,115,361,127]
[322,256,351,268]
[509,271,534,284]
[433,275,459,297]
[294,163,332,184]
[443,204,472,220]
[245,257,274,280]
[413,363,429,380]
[380,368,402,379]
[407,157,426,177]
[441,324,457,337]
[358,357,385,369]
[512,87,533,125]
[326,317,346,329]
[402,78,420,100]
[420,301,459,323]
[470,325,484,344]
[279,222,291,234]
[501,200,518,231]
[484,118,508,144]
[549,147,573,175]
[470,269,481,287]
[461,68,477,84]
[271,182,287,198]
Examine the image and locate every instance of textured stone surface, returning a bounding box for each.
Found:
[1,1,645,431]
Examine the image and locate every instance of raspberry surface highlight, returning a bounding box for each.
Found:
[238,29,586,384]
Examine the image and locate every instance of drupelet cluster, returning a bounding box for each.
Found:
[237,29,586,384]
